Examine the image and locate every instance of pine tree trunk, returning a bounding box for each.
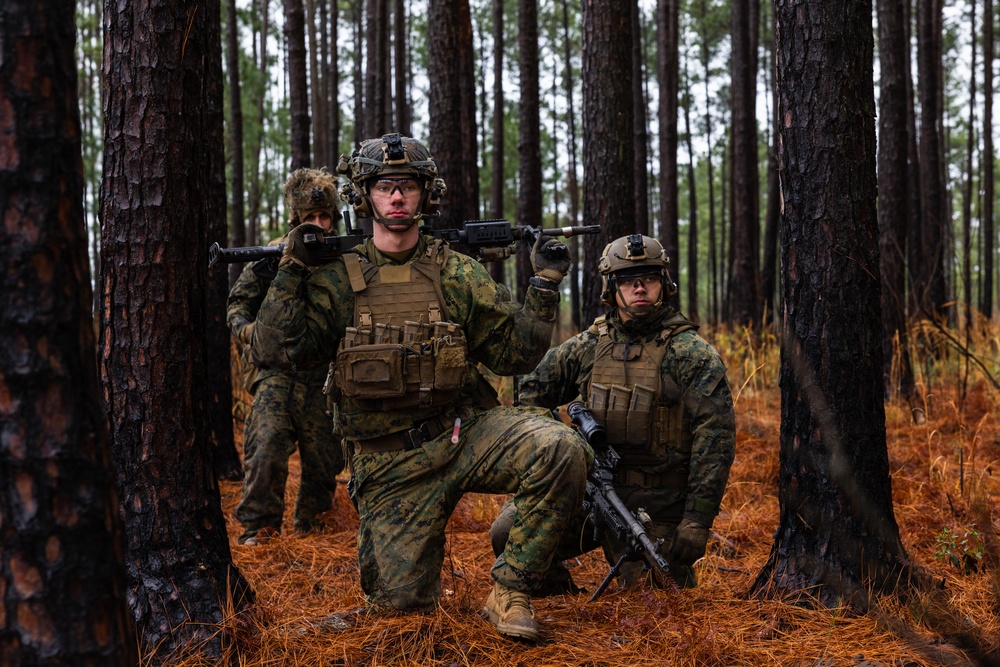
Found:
[1,0,137,660]
[752,0,911,609]
[727,0,761,328]
[581,0,634,325]
[394,0,410,135]
[100,0,255,659]
[983,0,995,318]
[490,0,506,286]
[285,0,311,168]
[656,0,680,307]
[682,61,699,324]
[246,0,270,245]
[632,0,650,235]
[427,0,480,230]
[877,0,917,406]
[916,0,948,319]
[562,0,582,331]
[226,0,246,289]
[516,0,542,297]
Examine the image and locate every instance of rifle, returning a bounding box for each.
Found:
[208,231,367,269]
[420,220,601,263]
[208,218,601,269]
[566,400,677,601]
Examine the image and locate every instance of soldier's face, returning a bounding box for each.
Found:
[301,209,335,232]
[614,271,662,320]
[369,176,423,228]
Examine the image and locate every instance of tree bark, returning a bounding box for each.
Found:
[961,2,976,329]
[394,0,411,135]
[915,0,948,319]
[682,59,699,323]
[581,0,634,324]
[353,0,364,145]
[516,0,542,297]
[700,0,718,324]
[207,0,243,482]
[563,0,583,331]
[226,0,246,289]
[633,0,650,235]
[490,0,506,286]
[752,0,911,609]
[100,0,255,659]
[760,5,779,326]
[307,0,326,168]
[876,0,917,405]
[0,0,137,661]
[983,0,995,319]
[245,0,270,246]
[285,0,311,168]
[656,0,680,308]
[428,0,480,230]
[364,0,389,137]
[727,0,761,328]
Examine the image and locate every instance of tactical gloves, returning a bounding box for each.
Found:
[669,517,710,566]
[280,222,327,268]
[530,233,570,285]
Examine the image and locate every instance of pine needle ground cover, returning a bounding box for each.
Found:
[209,329,999,667]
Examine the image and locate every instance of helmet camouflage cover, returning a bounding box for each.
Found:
[599,234,676,306]
[283,167,338,227]
[336,132,447,218]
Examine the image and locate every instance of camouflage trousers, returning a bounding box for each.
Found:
[490,483,698,590]
[236,373,344,540]
[348,405,591,611]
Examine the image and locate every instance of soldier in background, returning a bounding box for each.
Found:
[228,168,345,545]
[490,234,736,590]
[251,133,590,642]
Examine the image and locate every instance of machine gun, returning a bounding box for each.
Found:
[208,229,367,269]
[209,217,601,269]
[566,400,677,601]
[420,220,601,263]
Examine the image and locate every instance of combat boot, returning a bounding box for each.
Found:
[481,581,539,642]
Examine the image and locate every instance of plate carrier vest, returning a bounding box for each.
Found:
[333,240,470,411]
[587,312,697,467]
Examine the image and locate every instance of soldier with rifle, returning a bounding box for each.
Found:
[490,234,736,591]
[227,168,345,545]
[248,132,593,642]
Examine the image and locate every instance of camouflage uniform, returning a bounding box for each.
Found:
[253,233,591,611]
[493,304,735,588]
[228,248,344,540]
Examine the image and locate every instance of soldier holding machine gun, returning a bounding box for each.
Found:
[249,132,600,642]
[490,233,736,592]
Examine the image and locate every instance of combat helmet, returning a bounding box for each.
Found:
[598,234,678,307]
[336,132,447,222]
[283,167,338,227]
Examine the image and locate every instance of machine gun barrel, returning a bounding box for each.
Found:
[421,220,601,262]
[567,400,676,601]
[207,231,367,269]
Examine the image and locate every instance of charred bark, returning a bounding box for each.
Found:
[752,0,911,610]
[100,0,254,659]
[0,0,136,661]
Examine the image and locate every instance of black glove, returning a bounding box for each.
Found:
[280,223,327,268]
[530,233,570,284]
[669,518,710,566]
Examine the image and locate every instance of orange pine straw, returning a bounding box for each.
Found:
[162,327,999,666]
